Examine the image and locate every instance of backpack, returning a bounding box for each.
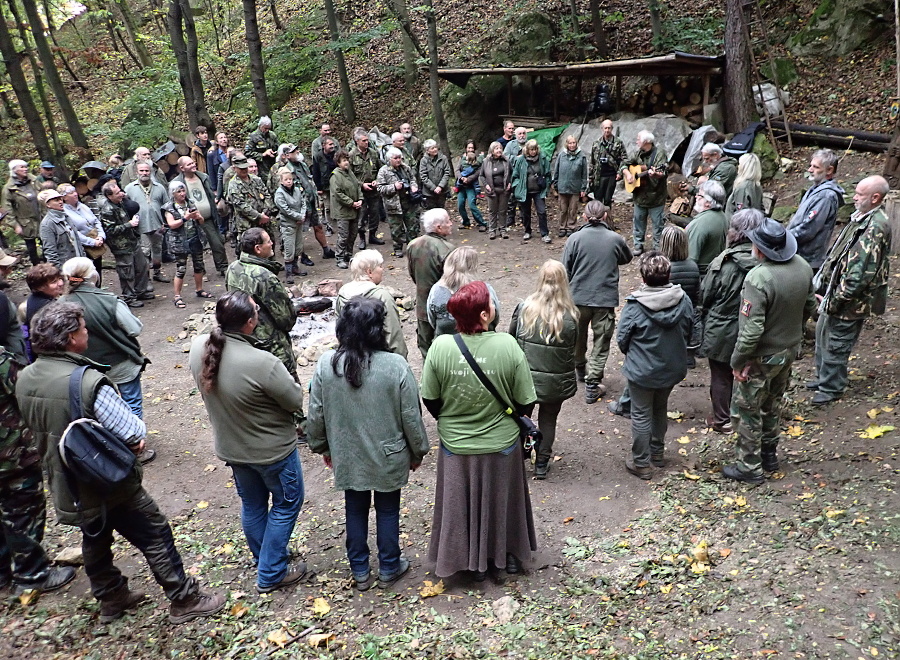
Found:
[58,366,136,492]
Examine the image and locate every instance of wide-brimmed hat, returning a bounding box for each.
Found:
[747,218,797,262]
[0,248,18,267]
[232,155,250,169]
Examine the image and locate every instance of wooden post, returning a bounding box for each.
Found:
[615,75,622,110]
[553,76,560,120]
[506,75,513,115]
[702,75,710,108]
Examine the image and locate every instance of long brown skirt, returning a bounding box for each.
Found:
[428,443,538,577]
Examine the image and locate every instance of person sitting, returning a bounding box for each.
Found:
[307,296,428,591]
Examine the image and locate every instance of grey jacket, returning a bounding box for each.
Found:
[307,350,429,492]
[551,148,588,195]
[787,178,845,269]
[40,209,85,268]
[376,163,416,215]
[124,179,168,233]
[418,153,452,196]
[562,222,633,308]
[617,284,694,388]
[274,184,307,226]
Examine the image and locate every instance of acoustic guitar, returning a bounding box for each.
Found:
[624,164,664,194]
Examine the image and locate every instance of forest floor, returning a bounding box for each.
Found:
[0,147,898,659]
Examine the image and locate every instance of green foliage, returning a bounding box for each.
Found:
[101,67,182,153]
[263,21,323,109]
[655,16,723,54]
[242,110,317,144]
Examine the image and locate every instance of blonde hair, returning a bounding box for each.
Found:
[519,260,578,343]
[733,153,761,190]
[524,139,539,155]
[437,246,478,292]
[349,249,383,281]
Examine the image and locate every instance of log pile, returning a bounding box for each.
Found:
[621,77,715,124]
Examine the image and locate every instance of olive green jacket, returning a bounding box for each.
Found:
[329,167,362,221]
[509,303,577,403]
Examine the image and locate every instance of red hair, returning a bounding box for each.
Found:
[447,281,490,334]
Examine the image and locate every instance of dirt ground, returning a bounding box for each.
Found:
[1,151,898,659]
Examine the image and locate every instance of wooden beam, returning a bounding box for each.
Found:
[615,75,622,109]
[553,76,560,120]
[702,75,710,107]
[506,75,513,116]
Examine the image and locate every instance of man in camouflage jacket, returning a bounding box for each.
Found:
[97,181,152,307]
[244,116,279,179]
[0,347,76,594]
[225,227,297,378]
[590,119,627,207]
[349,130,385,249]
[810,176,893,405]
[406,209,454,358]
[226,156,275,236]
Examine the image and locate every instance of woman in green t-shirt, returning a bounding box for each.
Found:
[420,281,538,582]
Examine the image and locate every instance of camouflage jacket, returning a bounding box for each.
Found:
[406,233,454,321]
[245,129,280,176]
[227,174,275,232]
[225,253,297,375]
[590,137,627,186]
[376,163,416,215]
[814,205,893,320]
[97,196,141,255]
[0,348,39,475]
[620,146,669,208]
[2,175,41,238]
[349,146,382,196]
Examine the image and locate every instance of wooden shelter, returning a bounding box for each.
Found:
[437,51,724,122]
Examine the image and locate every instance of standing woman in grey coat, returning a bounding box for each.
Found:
[509,259,579,479]
[307,297,429,592]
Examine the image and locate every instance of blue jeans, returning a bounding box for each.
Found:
[230,450,304,589]
[456,188,485,226]
[344,489,401,579]
[117,376,144,420]
[632,204,665,250]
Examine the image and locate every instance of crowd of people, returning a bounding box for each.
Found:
[0,116,892,615]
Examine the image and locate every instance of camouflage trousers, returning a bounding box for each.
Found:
[574,306,615,385]
[814,314,865,399]
[417,320,435,360]
[387,210,419,251]
[730,349,794,476]
[0,462,50,586]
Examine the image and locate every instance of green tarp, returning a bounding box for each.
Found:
[526,124,568,155]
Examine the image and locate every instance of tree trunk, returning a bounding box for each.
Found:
[648,0,663,47]
[20,0,90,149]
[111,0,152,68]
[423,0,449,156]
[267,0,282,30]
[167,0,199,129]
[568,0,584,59]
[0,87,18,118]
[389,0,417,86]
[590,0,608,57]
[724,0,754,132]
[323,0,356,123]
[41,0,87,92]
[0,11,52,159]
[242,0,270,117]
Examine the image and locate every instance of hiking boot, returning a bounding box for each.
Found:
[368,232,385,245]
[137,448,156,465]
[284,263,294,284]
[501,230,509,239]
[336,260,349,270]
[505,553,522,574]
[706,416,733,434]
[761,449,779,473]
[721,464,765,485]
[489,230,497,240]
[541,234,551,244]
[575,365,586,382]
[650,452,666,468]
[257,561,311,594]
[378,557,410,589]
[127,300,144,308]
[99,586,147,623]
[812,391,839,406]
[584,382,606,405]
[534,459,549,479]
[353,571,375,592]
[523,232,532,241]
[804,379,820,390]
[625,458,652,480]
[13,566,76,596]
[300,253,315,267]
[153,271,171,283]
[137,292,156,301]
[356,235,366,250]
[633,245,643,256]
[322,246,336,259]
[607,401,630,419]
[168,589,226,624]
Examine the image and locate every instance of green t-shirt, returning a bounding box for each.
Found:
[420,332,536,455]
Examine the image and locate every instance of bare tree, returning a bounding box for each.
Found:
[167,0,215,132]
[0,6,53,160]
[242,0,269,117]
[323,0,356,123]
[589,0,608,57]
[423,0,448,156]
[724,0,753,132]
[110,0,152,68]
[648,0,663,47]
[20,0,90,149]
[388,0,417,86]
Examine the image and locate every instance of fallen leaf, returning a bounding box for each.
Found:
[882,406,894,413]
[18,589,39,606]
[691,541,709,564]
[690,562,710,574]
[268,629,290,648]
[676,436,691,444]
[660,584,673,594]
[204,464,217,472]
[230,602,249,618]
[637,579,648,588]
[785,425,805,437]
[312,597,331,616]
[825,509,845,519]
[735,495,747,507]
[196,501,209,509]
[683,470,701,480]
[797,492,815,500]
[667,411,684,420]
[858,424,895,439]
[419,579,445,597]
[867,408,881,419]
[308,632,336,648]
[718,548,732,558]
[563,516,574,524]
